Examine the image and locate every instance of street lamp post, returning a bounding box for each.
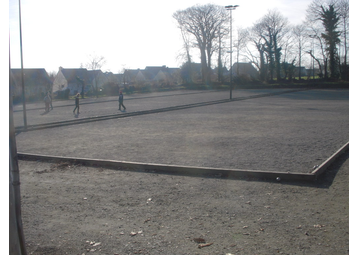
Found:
[19,0,27,129]
[225,5,238,100]
[312,38,315,79]
[309,35,315,79]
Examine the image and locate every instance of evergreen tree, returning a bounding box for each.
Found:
[319,4,340,79]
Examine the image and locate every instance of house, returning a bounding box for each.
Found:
[122,69,146,84]
[306,68,320,77]
[53,67,87,95]
[10,68,52,100]
[144,66,180,85]
[230,62,259,79]
[123,66,180,86]
[53,67,104,95]
[112,73,123,85]
[294,67,307,77]
[87,70,103,91]
[212,65,229,82]
[96,72,122,89]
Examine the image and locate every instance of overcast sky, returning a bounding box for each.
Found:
[9,0,322,73]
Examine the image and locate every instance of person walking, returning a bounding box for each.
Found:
[73,93,80,114]
[118,91,126,111]
[43,93,51,113]
[48,91,53,110]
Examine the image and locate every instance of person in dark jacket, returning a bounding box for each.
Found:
[118,91,126,111]
[73,93,80,114]
[48,91,53,110]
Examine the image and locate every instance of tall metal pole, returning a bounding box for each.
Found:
[9,45,28,255]
[19,0,27,129]
[312,37,315,80]
[230,9,233,100]
[309,35,315,80]
[225,5,238,100]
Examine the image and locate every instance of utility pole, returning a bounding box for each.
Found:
[309,35,316,79]
[225,5,239,100]
[10,52,28,255]
[19,0,27,129]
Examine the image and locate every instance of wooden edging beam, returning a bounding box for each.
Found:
[17,141,348,183]
[18,153,316,182]
[311,142,349,178]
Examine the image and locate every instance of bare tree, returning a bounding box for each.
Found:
[173,4,230,84]
[305,25,326,78]
[305,2,327,78]
[234,27,249,76]
[337,0,349,80]
[244,26,267,82]
[263,10,289,81]
[175,26,194,83]
[251,10,289,81]
[337,0,348,65]
[81,54,106,98]
[292,24,309,79]
[305,0,348,79]
[82,53,106,70]
[212,26,230,83]
[280,25,297,75]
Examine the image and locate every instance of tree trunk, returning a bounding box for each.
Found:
[273,36,281,81]
[200,48,208,84]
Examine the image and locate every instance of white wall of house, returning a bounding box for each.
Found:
[53,71,68,92]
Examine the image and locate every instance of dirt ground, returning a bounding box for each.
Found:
[15,88,349,254]
[20,150,348,255]
[15,89,349,173]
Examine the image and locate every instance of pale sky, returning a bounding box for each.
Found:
[9,0,315,74]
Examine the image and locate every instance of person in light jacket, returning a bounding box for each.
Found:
[44,93,51,113]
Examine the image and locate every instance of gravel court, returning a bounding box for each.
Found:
[12,89,291,127]
[15,89,349,174]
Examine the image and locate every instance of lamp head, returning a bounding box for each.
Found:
[225,5,239,9]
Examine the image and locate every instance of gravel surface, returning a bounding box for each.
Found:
[15,89,349,173]
[12,89,288,127]
[15,88,349,254]
[19,150,349,255]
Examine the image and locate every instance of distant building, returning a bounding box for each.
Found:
[231,62,259,79]
[305,68,320,77]
[10,68,52,100]
[123,66,180,86]
[53,67,109,95]
[53,67,87,95]
[293,67,307,77]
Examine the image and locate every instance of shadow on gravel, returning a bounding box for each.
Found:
[276,89,349,101]
[314,149,349,187]
[280,149,349,189]
[191,149,349,188]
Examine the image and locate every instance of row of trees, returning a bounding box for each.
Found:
[173,0,349,84]
[173,4,230,84]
